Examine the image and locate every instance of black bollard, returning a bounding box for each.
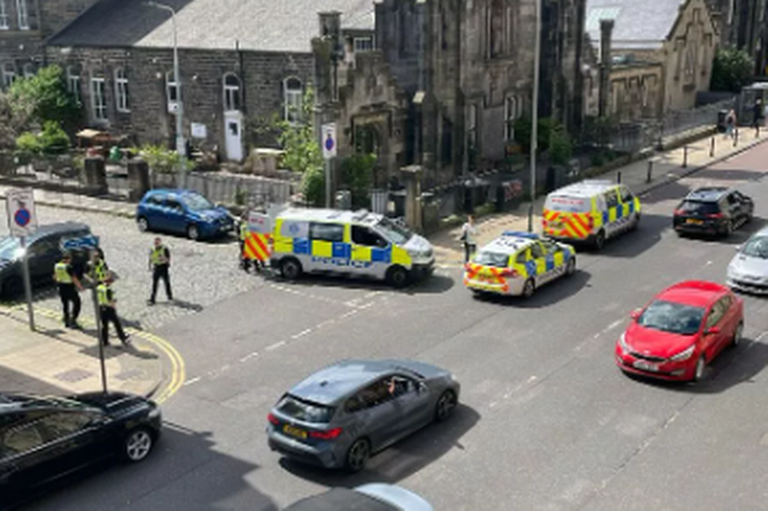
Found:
[646,160,653,183]
[710,136,715,157]
[616,171,622,184]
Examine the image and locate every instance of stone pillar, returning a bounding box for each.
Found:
[0,150,15,176]
[83,157,108,194]
[598,19,615,118]
[127,158,150,201]
[400,164,423,232]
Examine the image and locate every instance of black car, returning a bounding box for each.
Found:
[0,222,95,298]
[673,187,754,237]
[0,392,161,506]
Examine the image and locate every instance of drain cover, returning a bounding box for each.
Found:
[55,368,93,382]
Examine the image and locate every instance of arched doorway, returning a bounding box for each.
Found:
[353,124,383,186]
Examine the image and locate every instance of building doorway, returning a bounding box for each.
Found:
[224,111,243,161]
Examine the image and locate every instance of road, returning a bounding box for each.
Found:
[25,141,768,510]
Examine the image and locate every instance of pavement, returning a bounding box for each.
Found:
[0,184,136,218]
[0,303,166,399]
[20,139,768,511]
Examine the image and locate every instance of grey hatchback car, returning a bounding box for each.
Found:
[267,359,460,472]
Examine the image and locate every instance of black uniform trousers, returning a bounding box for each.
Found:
[99,306,127,345]
[58,284,81,326]
[150,264,173,303]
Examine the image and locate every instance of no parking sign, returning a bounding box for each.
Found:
[5,188,38,238]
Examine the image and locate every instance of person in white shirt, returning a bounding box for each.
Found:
[460,215,478,263]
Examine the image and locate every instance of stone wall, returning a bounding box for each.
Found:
[610,63,664,122]
[45,45,314,158]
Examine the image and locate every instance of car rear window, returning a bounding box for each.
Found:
[472,251,509,267]
[678,200,719,215]
[276,395,335,424]
[545,195,591,213]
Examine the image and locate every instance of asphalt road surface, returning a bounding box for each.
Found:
[26,142,768,511]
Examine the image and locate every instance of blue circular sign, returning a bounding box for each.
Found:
[325,136,335,151]
[14,208,31,227]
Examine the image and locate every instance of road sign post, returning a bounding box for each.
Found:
[322,123,337,208]
[5,188,38,331]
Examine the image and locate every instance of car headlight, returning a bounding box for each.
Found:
[669,345,695,361]
[408,249,433,260]
[618,333,631,353]
[148,406,161,419]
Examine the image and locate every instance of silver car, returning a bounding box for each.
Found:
[727,227,768,295]
[267,359,460,472]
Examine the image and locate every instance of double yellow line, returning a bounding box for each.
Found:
[19,306,185,404]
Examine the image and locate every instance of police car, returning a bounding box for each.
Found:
[463,231,576,298]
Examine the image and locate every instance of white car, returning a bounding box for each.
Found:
[727,227,768,295]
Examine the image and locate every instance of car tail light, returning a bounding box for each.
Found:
[267,413,279,425]
[673,209,684,216]
[499,269,518,277]
[588,216,594,229]
[707,212,724,219]
[310,428,342,440]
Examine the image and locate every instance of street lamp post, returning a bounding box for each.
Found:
[527,0,541,233]
[145,2,187,187]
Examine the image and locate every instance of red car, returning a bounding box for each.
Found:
[615,281,744,382]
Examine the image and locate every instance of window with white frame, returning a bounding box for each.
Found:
[353,37,373,52]
[16,0,28,30]
[166,71,179,107]
[90,76,107,121]
[504,96,518,141]
[223,73,241,111]
[283,77,303,124]
[114,68,129,112]
[22,63,33,78]
[467,103,478,148]
[67,66,81,103]
[2,62,15,88]
[0,1,9,29]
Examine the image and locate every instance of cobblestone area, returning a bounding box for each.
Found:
[0,206,263,331]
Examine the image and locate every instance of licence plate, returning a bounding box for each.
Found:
[686,219,703,225]
[633,360,659,372]
[283,425,307,439]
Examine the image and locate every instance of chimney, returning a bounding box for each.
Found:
[598,19,615,118]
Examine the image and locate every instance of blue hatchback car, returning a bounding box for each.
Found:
[136,189,234,240]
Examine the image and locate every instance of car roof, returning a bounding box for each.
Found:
[482,231,541,254]
[289,359,405,405]
[278,208,382,225]
[284,488,394,511]
[548,180,619,198]
[655,280,727,308]
[683,187,730,202]
[17,222,90,242]
[146,189,204,198]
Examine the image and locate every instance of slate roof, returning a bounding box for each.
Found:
[585,0,687,50]
[48,0,375,53]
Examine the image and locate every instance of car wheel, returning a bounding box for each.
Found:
[386,265,410,288]
[280,258,302,280]
[565,257,576,277]
[345,438,370,473]
[629,213,640,231]
[123,428,154,463]
[692,355,706,383]
[1,276,23,299]
[435,390,457,422]
[137,217,150,233]
[186,224,200,240]
[522,278,535,299]
[594,230,606,250]
[732,322,743,348]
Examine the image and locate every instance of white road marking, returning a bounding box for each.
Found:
[183,377,201,386]
[757,331,768,342]
[240,352,259,362]
[266,340,287,351]
[291,329,312,340]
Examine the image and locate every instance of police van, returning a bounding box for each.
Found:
[463,231,576,298]
[542,180,641,250]
[270,209,435,287]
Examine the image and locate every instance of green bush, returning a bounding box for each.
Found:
[549,125,573,165]
[514,116,558,153]
[136,144,196,174]
[711,48,753,93]
[340,153,376,209]
[301,165,325,206]
[14,121,71,162]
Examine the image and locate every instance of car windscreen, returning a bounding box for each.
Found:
[276,395,335,424]
[637,300,705,336]
[472,250,509,267]
[678,200,719,215]
[741,237,768,259]
[545,195,591,213]
[181,194,215,212]
[0,236,20,260]
[375,217,413,245]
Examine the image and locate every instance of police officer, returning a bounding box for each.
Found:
[148,237,173,305]
[86,248,109,285]
[53,252,83,328]
[239,212,251,273]
[97,276,130,346]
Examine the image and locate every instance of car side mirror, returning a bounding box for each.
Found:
[735,245,742,252]
[630,309,642,320]
[416,382,427,394]
[706,326,720,335]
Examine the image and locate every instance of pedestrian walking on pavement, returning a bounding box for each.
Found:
[147,237,173,305]
[725,109,737,139]
[97,276,130,346]
[53,252,83,329]
[460,215,478,263]
[752,99,763,134]
[239,211,251,273]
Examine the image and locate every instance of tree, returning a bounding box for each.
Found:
[710,48,753,93]
[340,153,376,208]
[513,116,558,153]
[548,124,573,165]
[6,65,81,132]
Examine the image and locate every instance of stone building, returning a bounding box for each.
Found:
[0,0,99,88]
[707,0,768,77]
[42,0,374,161]
[587,0,719,122]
